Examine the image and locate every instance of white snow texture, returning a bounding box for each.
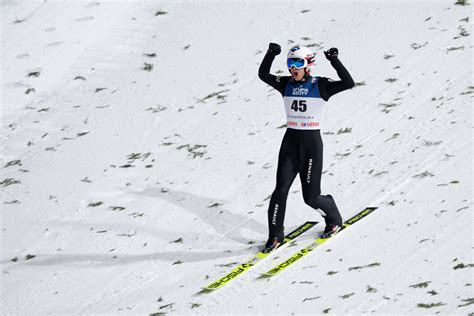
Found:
[1,1,472,315]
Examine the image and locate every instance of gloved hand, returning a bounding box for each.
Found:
[324,47,339,61]
[268,43,281,56]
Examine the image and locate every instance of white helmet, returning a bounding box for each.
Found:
[287,45,315,74]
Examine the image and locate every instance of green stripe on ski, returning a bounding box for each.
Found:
[261,207,378,277]
[201,221,317,291]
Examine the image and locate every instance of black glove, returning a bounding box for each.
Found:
[324,47,339,61]
[268,43,281,56]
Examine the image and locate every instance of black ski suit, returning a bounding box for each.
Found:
[258,50,355,239]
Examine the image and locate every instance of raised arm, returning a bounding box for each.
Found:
[319,48,355,101]
[258,43,288,96]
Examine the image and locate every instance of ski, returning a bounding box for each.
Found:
[261,207,378,277]
[201,221,317,291]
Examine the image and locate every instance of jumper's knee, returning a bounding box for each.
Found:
[272,184,292,198]
[303,195,326,216]
[303,192,324,207]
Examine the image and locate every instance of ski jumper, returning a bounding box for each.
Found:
[258,50,355,239]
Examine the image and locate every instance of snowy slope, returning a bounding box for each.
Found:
[1,1,472,315]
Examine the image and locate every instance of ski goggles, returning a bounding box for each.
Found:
[287,58,307,69]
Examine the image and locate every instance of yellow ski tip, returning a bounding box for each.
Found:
[201,286,217,292]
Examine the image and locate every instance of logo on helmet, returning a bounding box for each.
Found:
[287,45,315,74]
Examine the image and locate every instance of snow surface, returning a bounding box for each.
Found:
[1,1,472,315]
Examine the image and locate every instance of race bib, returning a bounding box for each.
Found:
[283,77,326,130]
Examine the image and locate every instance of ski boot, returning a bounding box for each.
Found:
[321,223,342,239]
[263,235,284,253]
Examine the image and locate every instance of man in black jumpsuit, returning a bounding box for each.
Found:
[258,42,355,252]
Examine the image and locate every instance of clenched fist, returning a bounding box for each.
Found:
[268,43,281,56]
[324,47,339,61]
